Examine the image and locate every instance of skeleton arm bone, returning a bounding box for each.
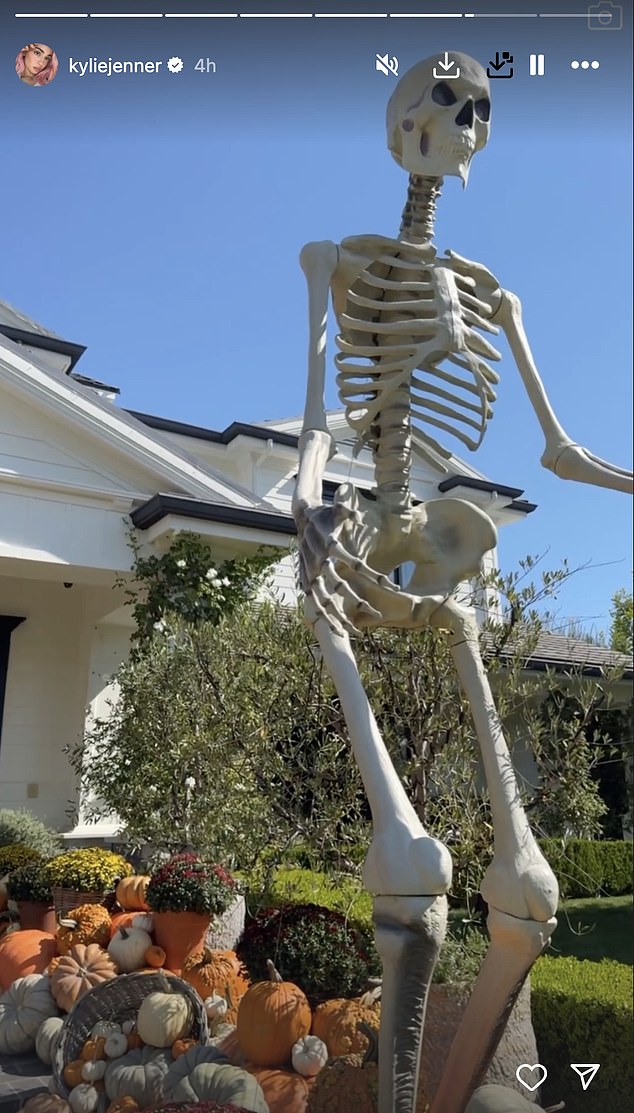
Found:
[447,250,633,494]
[293,240,339,515]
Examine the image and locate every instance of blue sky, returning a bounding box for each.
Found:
[2,1,632,637]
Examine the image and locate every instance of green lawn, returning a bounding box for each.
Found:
[448,895,633,965]
[548,895,633,965]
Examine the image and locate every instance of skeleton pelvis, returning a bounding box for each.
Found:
[335,483,497,601]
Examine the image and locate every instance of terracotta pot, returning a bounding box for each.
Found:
[18,900,57,934]
[152,910,211,974]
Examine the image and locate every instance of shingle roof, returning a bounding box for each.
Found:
[482,629,633,678]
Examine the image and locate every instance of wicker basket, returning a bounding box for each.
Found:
[51,887,108,915]
[52,971,208,1098]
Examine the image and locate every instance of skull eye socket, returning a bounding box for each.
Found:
[475,97,491,122]
[431,82,458,107]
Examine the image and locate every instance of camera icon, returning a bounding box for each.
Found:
[587,1,623,29]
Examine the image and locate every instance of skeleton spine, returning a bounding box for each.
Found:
[371,178,441,512]
[371,383,413,513]
[398,175,442,245]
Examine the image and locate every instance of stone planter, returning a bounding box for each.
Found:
[420,980,540,1105]
[17,900,57,934]
[205,895,245,951]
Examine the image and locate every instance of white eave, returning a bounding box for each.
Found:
[0,334,275,511]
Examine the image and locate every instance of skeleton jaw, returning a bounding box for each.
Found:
[418,133,475,184]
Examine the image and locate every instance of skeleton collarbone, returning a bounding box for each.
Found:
[331,234,503,479]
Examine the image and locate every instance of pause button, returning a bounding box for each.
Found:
[529,53,545,76]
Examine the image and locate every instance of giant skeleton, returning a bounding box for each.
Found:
[292,53,632,1113]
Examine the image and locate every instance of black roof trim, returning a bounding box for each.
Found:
[130,493,297,536]
[71,373,121,395]
[438,474,524,499]
[508,499,537,515]
[128,411,300,449]
[0,325,86,372]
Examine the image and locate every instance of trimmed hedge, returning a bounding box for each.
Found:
[532,955,633,1113]
[450,838,633,903]
[538,838,633,899]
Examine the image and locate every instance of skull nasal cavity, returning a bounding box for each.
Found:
[455,100,475,128]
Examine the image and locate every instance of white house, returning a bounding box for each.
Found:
[0,298,568,841]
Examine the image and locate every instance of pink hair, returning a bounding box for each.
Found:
[16,43,59,86]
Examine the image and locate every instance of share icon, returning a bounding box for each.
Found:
[570,1064,600,1091]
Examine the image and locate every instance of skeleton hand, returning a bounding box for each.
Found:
[444,249,503,318]
[294,493,387,636]
[295,487,447,636]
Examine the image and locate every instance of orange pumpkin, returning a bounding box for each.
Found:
[126,1032,144,1050]
[311,987,381,1057]
[236,959,312,1068]
[115,875,150,911]
[171,1038,197,1059]
[246,1066,313,1113]
[81,1037,107,1061]
[0,929,58,990]
[106,1101,139,1113]
[63,1059,85,1088]
[108,912,153,939]
[50,943,118,1012]
[143,944,166,968]
[56,905,111,955]
[216,1026,246,1066]
[182,947,250,1022]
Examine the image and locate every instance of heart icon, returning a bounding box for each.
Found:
[515,1063,548,1092]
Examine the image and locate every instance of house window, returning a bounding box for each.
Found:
[0,616,25,753]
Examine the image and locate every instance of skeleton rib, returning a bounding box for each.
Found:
[339,315,438,337]
[411,409,484,450]
[410,378,487,416]
[411,396,486,432]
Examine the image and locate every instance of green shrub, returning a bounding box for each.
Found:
[7,860,53,904]
[236,902,381,1006]
[449,839,633,904]
[244,865,374,931]
[539,838,633,898]
[0,845,42,878]
[532,955,633,1112]
[0,809,62,858]
[432,927,489,986]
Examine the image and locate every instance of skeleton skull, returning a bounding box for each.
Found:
[386,52,491,184]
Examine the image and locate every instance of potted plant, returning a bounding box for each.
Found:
[44,848,133,913]
[6,858,57,933]
[146,852,243,973]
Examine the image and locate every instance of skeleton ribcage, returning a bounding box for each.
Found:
[334,246,502,462]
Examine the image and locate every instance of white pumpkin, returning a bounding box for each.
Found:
[203,995,228,1023]
[80,1060,106,1083]
[104,1032,129,1059]
[291,1034,328,1077]
[91,1020,121,1038]
[136,990,191,1048]
[0,975,58,1055]
[107,926,153,973]
[465,1085,562,1112]
[35,1015,65,1066]
[68,1084,99,1113]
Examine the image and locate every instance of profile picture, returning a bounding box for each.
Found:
[16,43,59,86]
